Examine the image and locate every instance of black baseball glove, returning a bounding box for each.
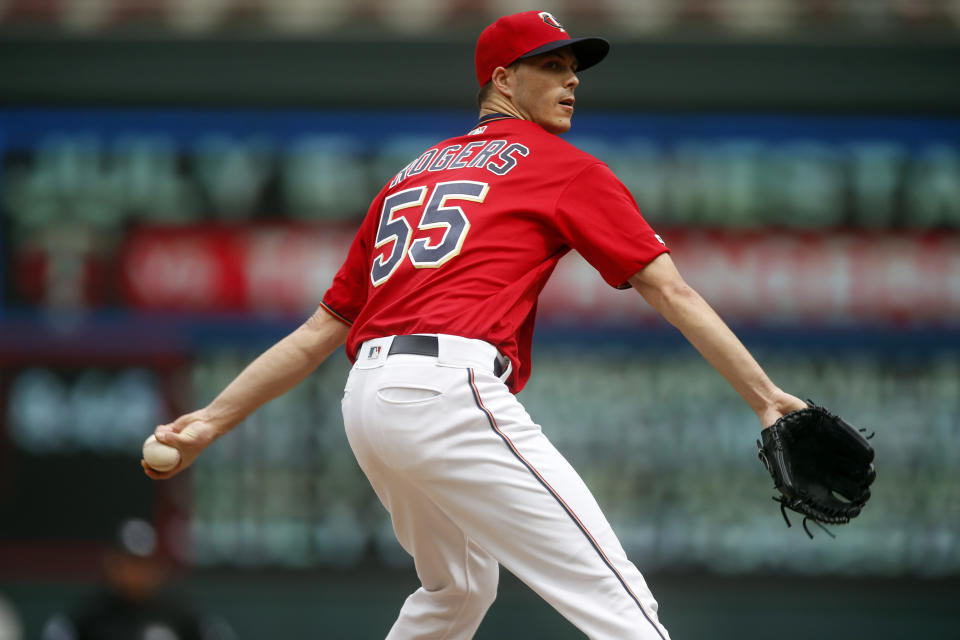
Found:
[757,401,876,538]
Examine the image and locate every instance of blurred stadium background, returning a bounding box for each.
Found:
[1,0,959,638]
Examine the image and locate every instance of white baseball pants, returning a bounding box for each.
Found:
[341,335,670,640]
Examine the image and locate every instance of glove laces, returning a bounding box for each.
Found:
[774,497,836,539]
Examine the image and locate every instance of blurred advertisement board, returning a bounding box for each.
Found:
[108,224,960,327]
[2,108,960,325]
[6,349,954,576]
[0,360,184,576]
[2,109,959,230]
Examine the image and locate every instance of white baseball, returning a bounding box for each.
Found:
[142,434,181,472]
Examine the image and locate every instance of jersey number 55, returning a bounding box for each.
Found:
[371,180,490,287]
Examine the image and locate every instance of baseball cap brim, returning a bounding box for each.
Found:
[517,36,610,73]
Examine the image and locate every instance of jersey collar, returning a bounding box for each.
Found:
[475,112,518,127]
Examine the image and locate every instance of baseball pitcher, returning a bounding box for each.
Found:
[144,11,874,639]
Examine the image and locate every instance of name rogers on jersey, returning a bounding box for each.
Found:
[389,136,530,188]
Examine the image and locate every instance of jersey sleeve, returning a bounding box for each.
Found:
[320,194,382,325]
[554,162,669,289]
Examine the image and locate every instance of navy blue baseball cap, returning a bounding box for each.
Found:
[475,11,610,86]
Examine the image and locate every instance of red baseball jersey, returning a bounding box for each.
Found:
[322,114,668,392]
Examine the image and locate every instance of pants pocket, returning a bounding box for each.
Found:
[376,383,444,405]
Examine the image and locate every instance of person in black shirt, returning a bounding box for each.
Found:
[42,519,233,640]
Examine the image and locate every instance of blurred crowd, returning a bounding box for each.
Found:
[1,0,959,34]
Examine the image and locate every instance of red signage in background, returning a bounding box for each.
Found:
[119,223,355,313]
[11,226,115,309]
[121,225,246,310]
[242,225,354,311]
[540,230,960,326]
[118,224,960,326]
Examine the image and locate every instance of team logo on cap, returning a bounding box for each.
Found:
[538,11,565,32]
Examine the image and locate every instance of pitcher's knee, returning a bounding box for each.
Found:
[424,564,498,619]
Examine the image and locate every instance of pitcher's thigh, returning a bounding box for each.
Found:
[420,372,670,639]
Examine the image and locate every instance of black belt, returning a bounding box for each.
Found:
[387,335,505,377]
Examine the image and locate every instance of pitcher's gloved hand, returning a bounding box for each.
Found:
[757,401,876,538]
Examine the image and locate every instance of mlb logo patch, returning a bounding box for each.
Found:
[368,345,382,359]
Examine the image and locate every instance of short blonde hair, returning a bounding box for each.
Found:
[476,82,494,108]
